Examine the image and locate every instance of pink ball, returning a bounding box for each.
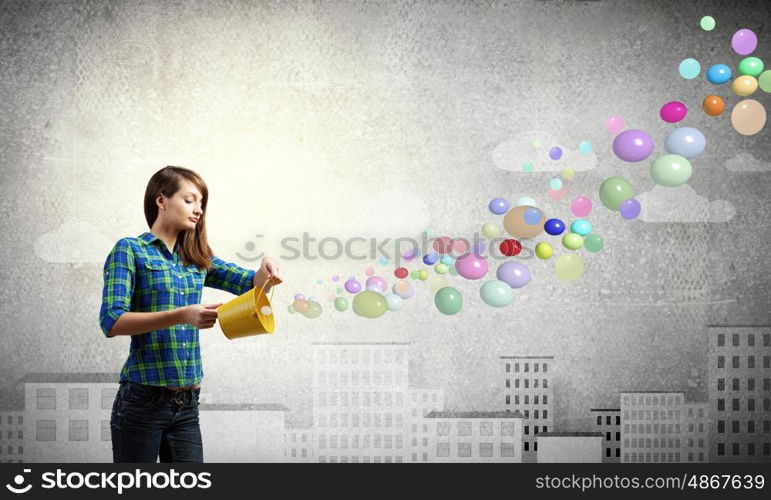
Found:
[452,239,469,255]
[659,101,687,123]
[365,276,387,293]
[454,253,489,280]
[433,236,453,254]
[365,266,375,276]
[606,115,624,134]
[549,186,568,201]
[570,196,593,217]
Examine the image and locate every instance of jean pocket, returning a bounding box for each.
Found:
[122,383,160,409]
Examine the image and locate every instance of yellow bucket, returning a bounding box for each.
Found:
[217,277,281,340]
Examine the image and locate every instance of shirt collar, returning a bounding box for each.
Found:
[138,231,181,253]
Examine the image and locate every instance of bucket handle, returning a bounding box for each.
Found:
[254,276,278,311]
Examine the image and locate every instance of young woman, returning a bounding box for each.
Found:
[99,165,280,463]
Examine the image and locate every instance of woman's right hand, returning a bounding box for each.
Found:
[180,303,224,329]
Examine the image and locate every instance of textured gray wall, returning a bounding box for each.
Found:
[1,0,770,436]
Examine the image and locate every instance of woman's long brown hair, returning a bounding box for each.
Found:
[143,166,214,271]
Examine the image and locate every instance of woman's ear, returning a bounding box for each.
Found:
[157,194,166,211]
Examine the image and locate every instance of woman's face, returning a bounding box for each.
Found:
[160,179,204,231]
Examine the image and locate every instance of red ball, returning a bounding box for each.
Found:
[394,267,409,279]
[499,239,522,257]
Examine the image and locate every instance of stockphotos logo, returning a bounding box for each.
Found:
[5,469,32,494]
[6,468,212,495]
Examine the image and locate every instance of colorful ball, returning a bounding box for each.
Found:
[679,58,701,80]
[562,232,584,250]
[570,196,592,217]
[499,239,522,257]
[488,197,510,215]
[619,198,641,220]
[612,129,655,163]
[606,115,624,134]
[365,276,388,294]
[334,297,349,312]
[664,127,706,159]
[435,263,449,274]
[584,234,604,253]
[352,291,387,318]
[454,253,489,280]
[418,269,429,281]
[579,140,592,155]
[549,186,568,201]
[287,305,296,314]
[440,254,454,266]
[562,168,575,180]
[659,101,687,123]
[550,177,563,190]
[433,236,453,254]
[394,267,409,279]
[292,299,309,313]
[732,75,758,97]
[555,253,585,282]
[759,70,771,93]
[434,287,463,315]
[503,205,545,238]
[731,99,767,135]
[344,278,362,294]
[737,57,764,78]
[514,196,537,208]
[544,218,566,236]
[707,64,732,84]
[702,95,725,116]
[482,222,501,239]
[599,177,635,211]
[650,154,693,187]
[365,266,375,276]
[732,28,757,56]
[422,252,439,265]
[392,280,415,299]
[700,16,715,31]
[303,301,323,319]
[385,294,404,312]
[294,293,306,301]
[570,219,592,237]
[535,242,553,260]
[480,280,515,307]
[496,261,532,289]
[549,146,563,160]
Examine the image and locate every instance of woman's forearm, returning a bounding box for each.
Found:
[107,308,186,337]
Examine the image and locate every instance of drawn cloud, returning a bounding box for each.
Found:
[491,130,598,173]
[636,184,735,223]
[725,152,771,172]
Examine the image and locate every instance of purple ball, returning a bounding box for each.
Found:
[619,198,641,220]
[612,129,654,163]
[496,261,532,289]
[344,279,362,294]
[732,29,757,56]
[294,293,306,301]
[488,197,510,215]
[549,146,563,160]
[365,276,387,293]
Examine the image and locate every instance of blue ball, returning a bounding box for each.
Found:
[488,197,510,215]
[706,64,732,84]
[440,254,454,266]
[422,252,439,265]
[524,208,542,225]
[544,218,565,236]
[664,127,706,159]
[570,219,593,237]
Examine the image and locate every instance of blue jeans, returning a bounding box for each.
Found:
[110,381,203,463]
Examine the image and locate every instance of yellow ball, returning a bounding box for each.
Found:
[562,168,575,180]
[418,269,429,281]
[482,222,501,239]
[732,75,758,97]
[434,263,449,274]
[535,242,553,259]
[562,232,584,250]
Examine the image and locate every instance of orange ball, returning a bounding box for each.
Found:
[703,95,725,116]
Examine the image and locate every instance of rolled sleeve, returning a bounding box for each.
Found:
[205,255,256,296]
[99,238,135,337]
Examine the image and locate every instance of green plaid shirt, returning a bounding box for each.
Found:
[99,231,256,387]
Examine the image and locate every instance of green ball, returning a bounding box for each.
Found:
[599,176,635,211]
[352,291,387,319]
[434,287,463,315]
[584,234,604,253]
[699,16,715,31]
[738,57,764,78]
[303,301,322,319]
[479,280,514,307]
[410,270,420,279]
[562,232,584,250]
[758,70,771,93]
[650,154,692,187]
[287,305,296,314]
[435,263,449,274]
[334,297,349,312]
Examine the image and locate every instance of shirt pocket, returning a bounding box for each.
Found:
[137,258,172,293]
[185,265,205,302]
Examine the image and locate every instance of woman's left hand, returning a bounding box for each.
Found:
[257,256,281,285]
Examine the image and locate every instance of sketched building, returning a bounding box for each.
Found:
[708,325,771,462]
[536,432,604,463]
[424,411,523,463]
[284,416,314,463]
[500,356,554,462]
[620,391,684,463]
[199,403,288,462]
[20,373,119,462]
[683,402,709,463]
[408,388,445,463]
[589,408,621,463]
[0,390,25,463]
[312,342,410,463]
